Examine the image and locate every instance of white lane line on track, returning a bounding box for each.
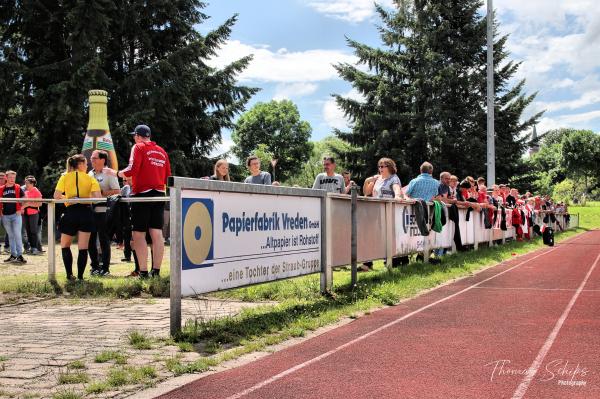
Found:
[225,233,589,399]
[511,251,600,399]
[473,287,593,292]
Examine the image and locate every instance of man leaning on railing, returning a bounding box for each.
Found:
[110,124,172,279]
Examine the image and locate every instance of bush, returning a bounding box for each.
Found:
[553,179,583,204]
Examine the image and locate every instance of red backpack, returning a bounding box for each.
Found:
[511,208,522,226]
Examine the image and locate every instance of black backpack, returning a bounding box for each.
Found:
[105,195,123,239]
[543,227,554,247]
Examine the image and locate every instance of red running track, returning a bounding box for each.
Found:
[160,230,600,399]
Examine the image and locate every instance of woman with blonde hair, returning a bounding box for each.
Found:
[54,154,101,280]
[210,159,231,181]
[362,158,404,270]
[363,158,404,199]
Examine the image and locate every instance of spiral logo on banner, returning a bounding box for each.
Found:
[182,198,214,269]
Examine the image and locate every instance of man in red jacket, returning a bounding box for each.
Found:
[117,125,171,278]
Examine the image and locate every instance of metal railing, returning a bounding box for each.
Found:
[0,196,578,283]
[0,197,168,280]
[0,192,580,336]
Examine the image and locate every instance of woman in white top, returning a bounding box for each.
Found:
[361,158,405,271]
[363,158,404,199]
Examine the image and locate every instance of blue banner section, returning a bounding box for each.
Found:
[182,198,214,270]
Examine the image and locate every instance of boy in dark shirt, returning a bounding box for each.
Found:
[0,171,27,263]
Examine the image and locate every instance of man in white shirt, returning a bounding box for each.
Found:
[88,150,120,276]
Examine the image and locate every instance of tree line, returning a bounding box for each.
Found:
[1,0,256,194]
[1,0,594,196]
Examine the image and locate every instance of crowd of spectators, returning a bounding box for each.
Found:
[0,141,569,279]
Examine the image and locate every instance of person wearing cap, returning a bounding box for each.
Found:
[115,124,171,279]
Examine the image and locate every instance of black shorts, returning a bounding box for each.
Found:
[131,190,166,232]
[59,205,95,236]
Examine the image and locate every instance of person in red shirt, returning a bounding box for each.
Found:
[116,124,171,278]
[477,185,488,204]
[534,196,542,211]
[22,176,43,255]
[498,184,509,204]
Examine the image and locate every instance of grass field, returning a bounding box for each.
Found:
[570,200,600,230]
[0,247,171,300]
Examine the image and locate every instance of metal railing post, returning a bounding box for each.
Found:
[350,184,357,287]
[320,195,332,294]
[488,209,494,247]
[47,202,56,281]
[450,223,457,254]
[423,204,431,261]
[473,210,479,251]
[170,187,182,337]
[385,202,394,269]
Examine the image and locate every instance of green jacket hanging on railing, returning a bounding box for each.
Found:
[432,201,446,233]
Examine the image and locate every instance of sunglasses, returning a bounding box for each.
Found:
[378,165,386,169]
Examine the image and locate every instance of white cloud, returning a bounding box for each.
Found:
[556,110,600,125]
[208,137,238,163]
[323,89,364,130]
[551,78,575,89]
[273,82,319,100]
[306,0,395,23]
[537,110,600,134]
[496,0,600,130]
[209,40,356,83]
[536,89,600,113]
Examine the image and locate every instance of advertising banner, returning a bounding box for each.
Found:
[394,204,428,253]
[458,208,475,245]
[179,189,322,296]
[430,207,453,249]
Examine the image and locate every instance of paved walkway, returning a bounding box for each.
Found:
[0,298,269,398]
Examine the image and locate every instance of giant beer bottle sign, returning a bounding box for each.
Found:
[82,90,118,170]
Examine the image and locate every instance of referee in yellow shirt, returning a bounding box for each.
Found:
[53,154,101,280]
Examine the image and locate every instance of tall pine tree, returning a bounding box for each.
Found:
[0,0,257,192]
[333,0,541,184]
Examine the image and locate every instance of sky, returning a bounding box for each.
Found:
[201,0,600,157]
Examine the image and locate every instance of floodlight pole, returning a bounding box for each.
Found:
[486,0,495,185]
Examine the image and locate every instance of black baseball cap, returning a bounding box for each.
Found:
[129,124,151,137]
